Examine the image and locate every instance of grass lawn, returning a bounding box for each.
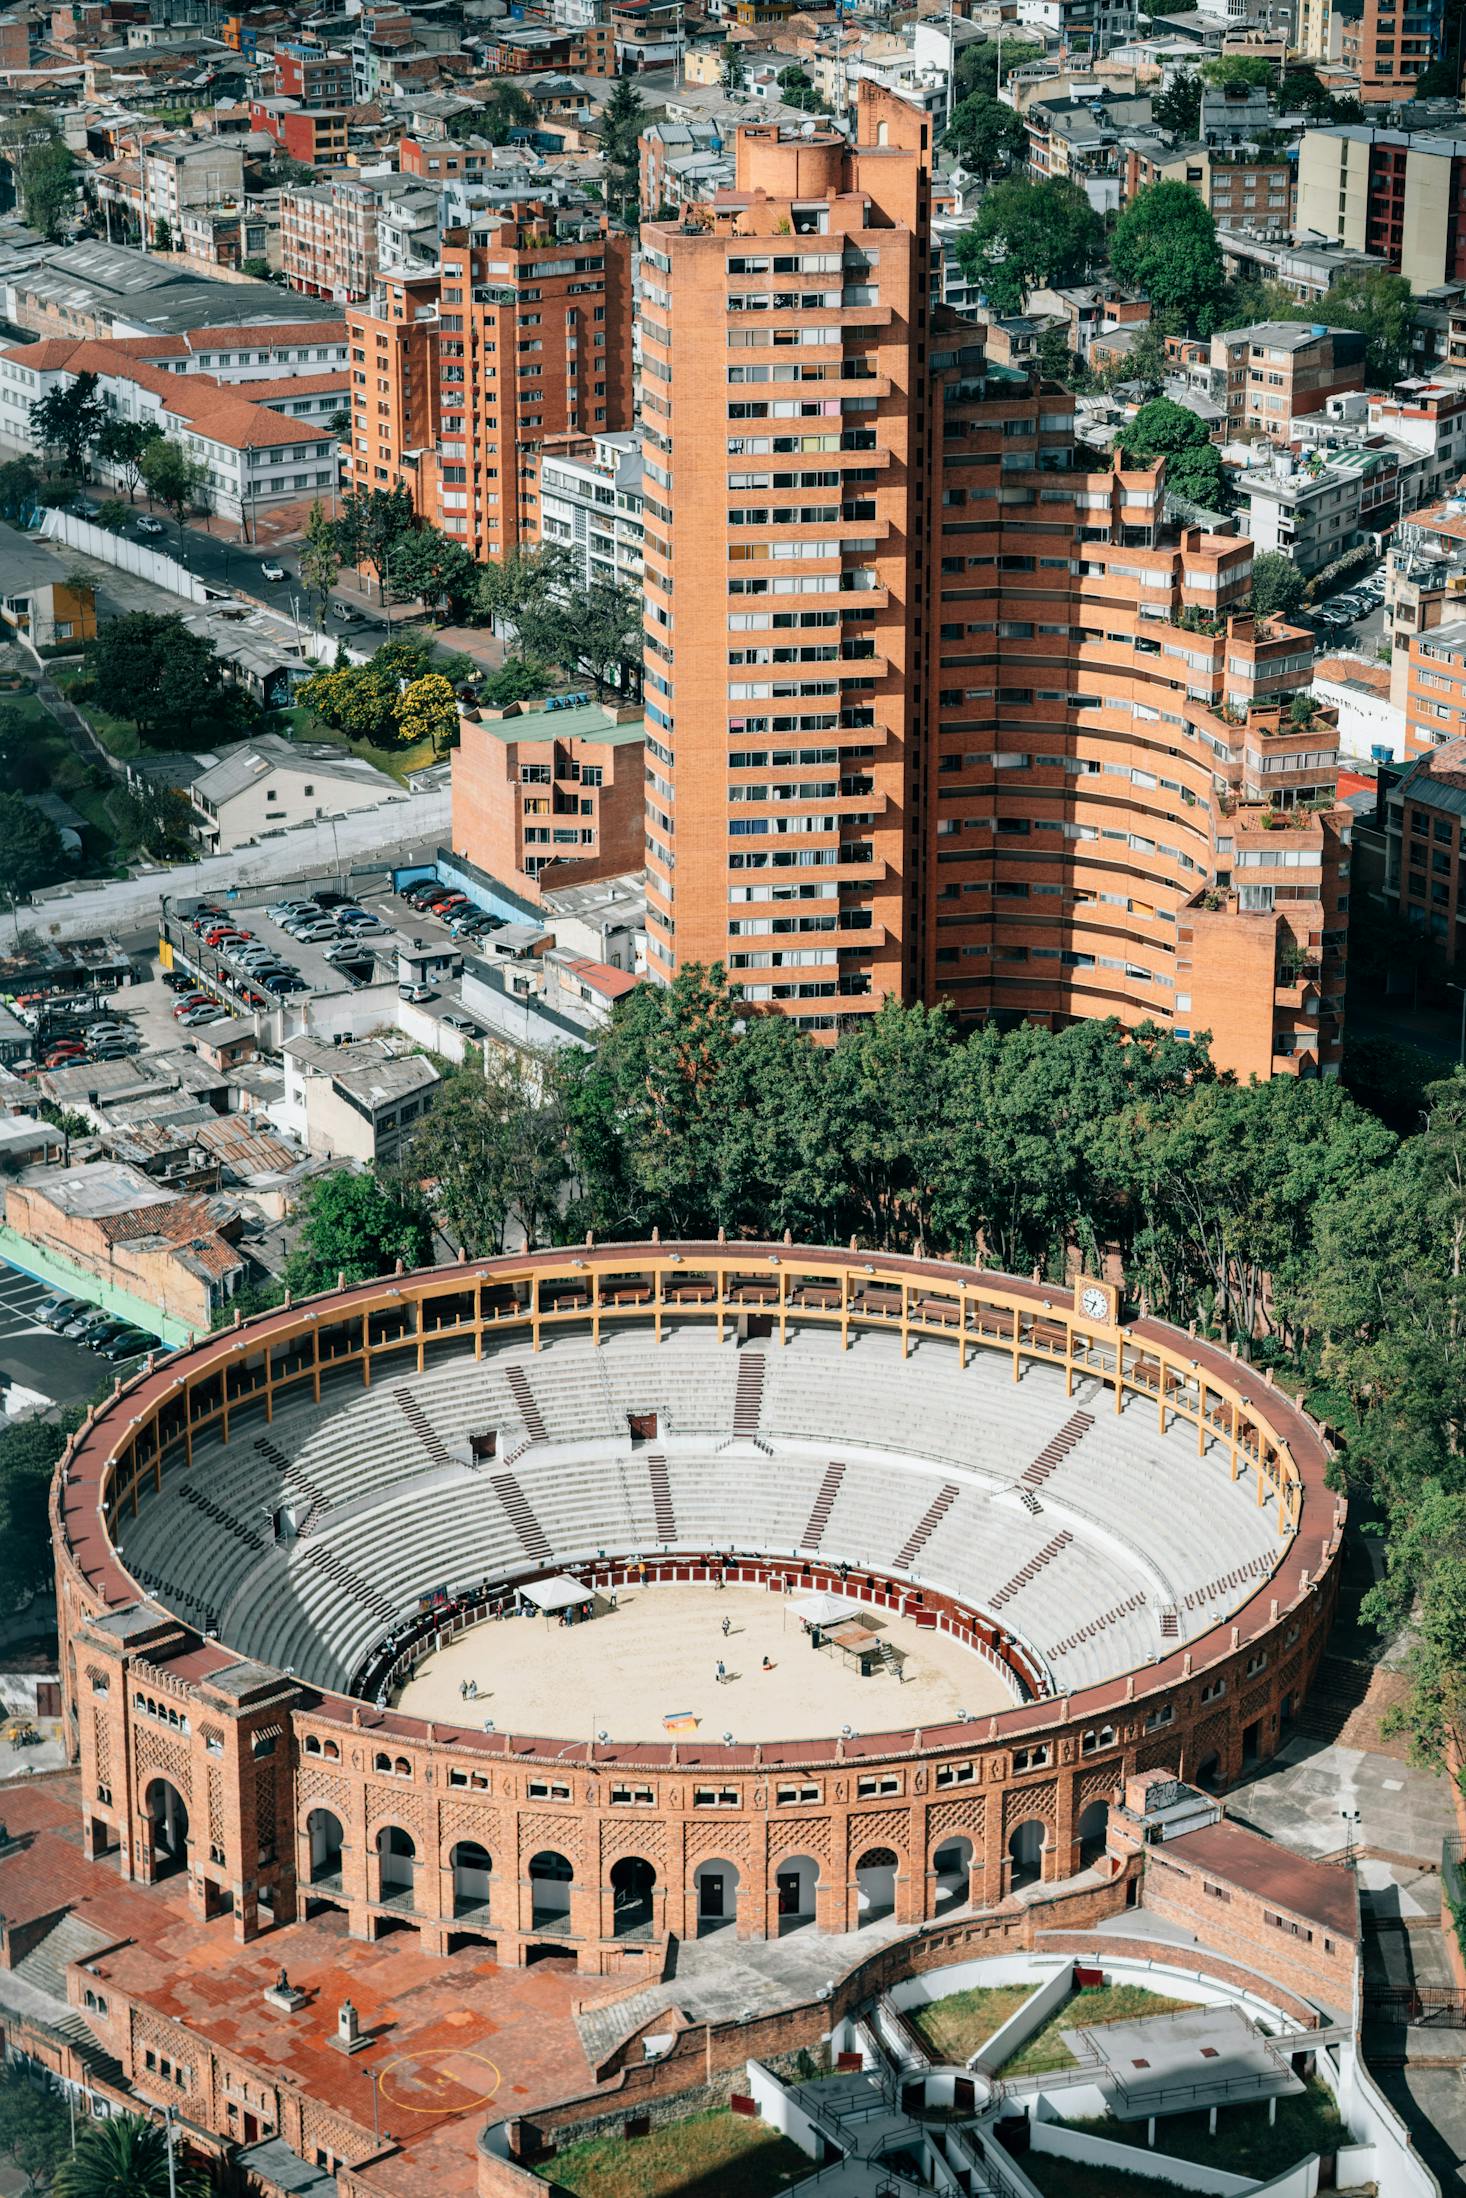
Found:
[907,1983,1037,2066]
[7,687,133,873]
[1021,2154,1192,2198]
[1004,1985,1197,2078]
[1064,2074,1345,2182]
[540,2108,811,2198]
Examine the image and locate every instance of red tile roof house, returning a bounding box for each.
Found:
[0,336,339,533]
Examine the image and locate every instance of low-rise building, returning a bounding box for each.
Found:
[1237,444,1403,575]
[275,1037,439,1163]
[1205,150,1295,239]
[450,696,645,898]
[1209,321,1368,439]
[2,1160,243,1335]
[187,737,405,855]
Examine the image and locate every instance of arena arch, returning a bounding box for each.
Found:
[529,1850,573,1932]
[1078,1799,1110,1867]
[776,1854,820,1934]
[376,1825,416,1908]
[451,1841,492,1919]
[306,1807,344,1886]
[932,1835,973,1917]
[610,1855,656,1938]
[855,1846,900,1925]
[1008,1818,1045,1891]
[146,1779,188,1879]
[693,1858,740,1935]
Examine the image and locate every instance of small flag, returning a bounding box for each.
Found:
[663,1711,698,1732]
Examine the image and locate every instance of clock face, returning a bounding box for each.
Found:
[1081,1285,1110,1323]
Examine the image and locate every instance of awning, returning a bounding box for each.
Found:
[520,1574,593,1613]
[790,1591,865,1628]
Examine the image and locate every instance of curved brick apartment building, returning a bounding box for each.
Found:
[53,1245,1343,1975]
[635,92,1349,1078]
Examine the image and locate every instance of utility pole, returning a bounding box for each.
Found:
[164,2103,179,2198]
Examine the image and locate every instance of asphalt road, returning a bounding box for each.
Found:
[66,488,392,636]
[0,1263,134,1413]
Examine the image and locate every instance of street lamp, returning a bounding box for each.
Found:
[367,2064,382,2147]
[1340,1807,1361,1866]
[163,2102,179,2198]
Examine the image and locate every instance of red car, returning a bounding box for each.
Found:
[173,996,211,1018]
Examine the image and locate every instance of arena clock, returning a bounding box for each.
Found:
[1079,1280,1116,1325]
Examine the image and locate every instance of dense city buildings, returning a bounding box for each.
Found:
[344,205,633,560]
[636,98,1348,1078]
[1297,125,1466,291]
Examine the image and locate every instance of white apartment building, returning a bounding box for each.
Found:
[535,428,644,591]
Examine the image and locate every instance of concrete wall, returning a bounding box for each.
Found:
[1029,2113,1260,2195]
[38,510,222,603]
[743,2059,824,2160]
[970,1959,1074,2076]
[0,1221,192,1345]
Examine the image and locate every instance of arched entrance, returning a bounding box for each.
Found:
[146,1779,188,1879]
[377,1825,416,1908]
[694,1859,739,1936]
[855,1846,899,1925]
[776,1854,819,1935]
[1008,1818,1045,1891]
[932,1835,973,1917]
[610,1855,656,1938]
[451,1840,492,1918]
[1195,1752,1220,1791]
[530,1849,573,1931]
[1077,1799,1109,1868]
[307,1807,344,1886]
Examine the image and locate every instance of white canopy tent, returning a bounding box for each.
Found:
[790,1591,865,1629]
[519,1575,594,1614]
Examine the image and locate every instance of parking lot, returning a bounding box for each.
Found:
[0,1262,125,1412]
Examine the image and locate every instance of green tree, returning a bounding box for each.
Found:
[96,413,152,501]
[386,526,481,620]
[953,177,1104,315]
[95,497,131,532]
[1294,267,1416,385]
[333,484,418,619]
[54,2111,208,2198]
[1251,550,1305,621]
[30,370,107,477]
[111,781,196,860]
[0,455,39,519]
[600,76,645,220]
[297,496,340,630]
[0,707,53,795]
[460,82,536,143]
[0,1414,77,1612]
[1110,181,1225,332]
[87,612,243,749]
[953,38,1044,98]
[723,36,747,90]
[17,128,77,240]
[1414,56,1460,96]
[37,1099,93,1162]
[1280,62,1365,120]
[138,432,210,533]
[414,1055,568,1254]
[1201,53,1276,87]
[151,216,173,252]
[1121,395,1228,510]
[944,91,1028,178]
[0,802,66,909]
[300,634,435,745]
[1362,1483,1466,1768]
[1036,323,1076,384]
[776,65,825,113]
[241,254,273,279]
[0,2063,71,2194]
[285,1168,433,1294]
[1153,70,1202,137]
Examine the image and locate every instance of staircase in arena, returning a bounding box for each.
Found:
[892,1483,960,1572]
[255,1434,330,1534]
[393,1388,453,1468]
[802,1461,846,1550]
[877,1638,905,1683]
[733,1352,766,1436]
[490,1469,553,1565]
[647,1454,676,1542]
[1159,1605,1180,1639]
[301,1543,397,1624]
[1020,1410,1095,1491]
[504,1364,548,1444]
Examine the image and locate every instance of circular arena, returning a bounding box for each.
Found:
[52,1244,1344,1972]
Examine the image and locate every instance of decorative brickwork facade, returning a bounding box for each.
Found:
[53,1245,1343,1976]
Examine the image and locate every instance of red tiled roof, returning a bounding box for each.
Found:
[562,955,638,999]
[0,333,337,450]
[242,370,349,402]
[1163,1818,1359,1942]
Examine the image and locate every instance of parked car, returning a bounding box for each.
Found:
[136,514,165,536]
[102,1329,155,1361]
[267,900,319,921]
[162,973,197,993]
[260,560,286,582]
[441,1013,481,1037]
[179,1005,225,1027]
[399,983,436,1003]
[39,1297,85,1328]
[60,1308,102,1337]
[86,1320,131,1349]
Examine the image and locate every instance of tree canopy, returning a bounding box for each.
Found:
[30,371,106,476]
[0,1413,79,1613]
[0,802,67,907]
[86,612,254,749]
[53,2110,208,2198]
[953,177,1104,316]
[285,1169,433,1294]
[1250,550,1305,621]
[1121,396,1229,510]
[300,635,437,748]
[1109,181,1225,332]
[138,433,209,529]
[944,91,1029,179]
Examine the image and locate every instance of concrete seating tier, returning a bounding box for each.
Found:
[113,1327,1286,1700]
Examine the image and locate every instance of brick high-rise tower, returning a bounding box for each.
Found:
[639,91,1349,1078]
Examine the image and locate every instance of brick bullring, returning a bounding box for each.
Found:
[51,1243,1344,1975]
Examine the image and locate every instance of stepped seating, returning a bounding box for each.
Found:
[114,1325,1287,1700]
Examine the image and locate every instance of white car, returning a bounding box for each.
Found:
[260,560,287,582]
[136,515,165,537]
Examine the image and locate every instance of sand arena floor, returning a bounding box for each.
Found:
[392,1582,1013,1744]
